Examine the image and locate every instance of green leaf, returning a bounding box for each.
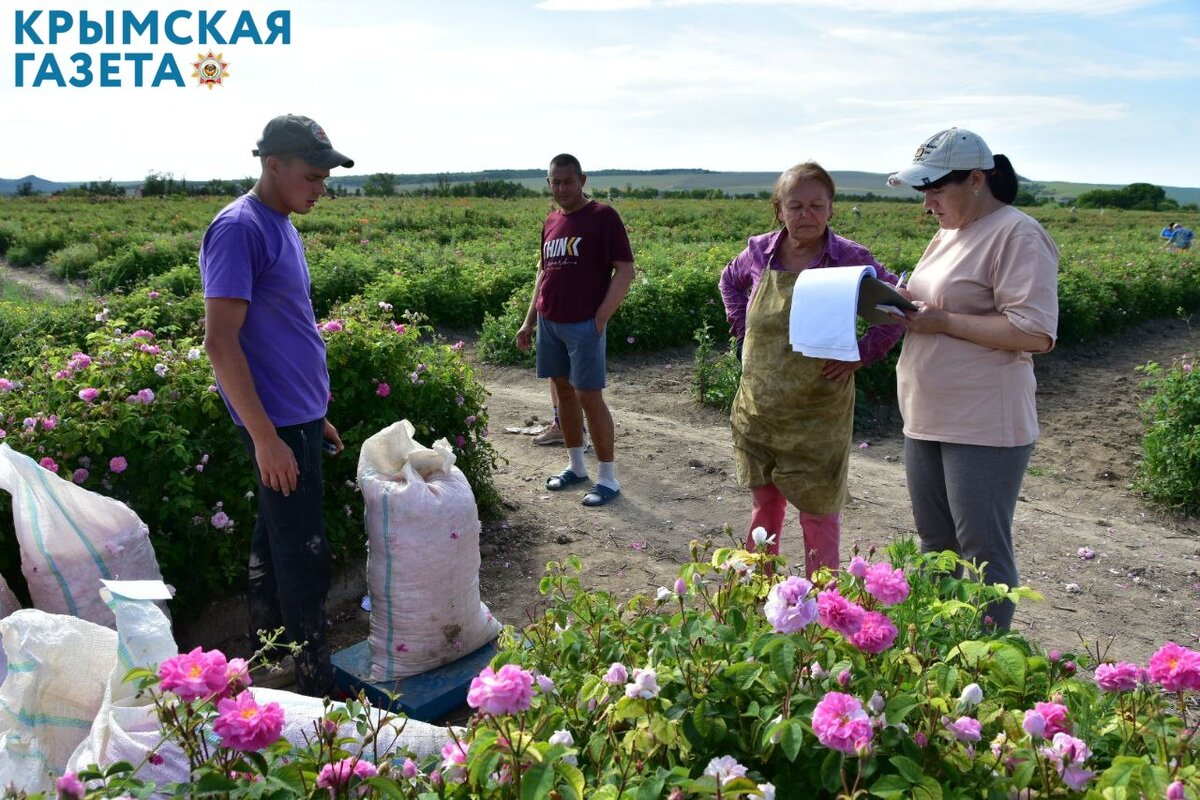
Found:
[1011,758,1035,789]
[911,776,943,800]
[521,763,555,800]
[772,638,796,682]
[195,772,240,793]
[889,755,924,784]
[869,774,912,799]
[988,644,1027,689]
[557,762,586,800]
[635,769,667,800]
[778,719,804,762]
[820,749,845,793]
[883,695,919,725]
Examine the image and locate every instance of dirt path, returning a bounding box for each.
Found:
[0,260,85,301]
[475,319,1200,662]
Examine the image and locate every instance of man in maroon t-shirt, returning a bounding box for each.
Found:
[516,154,636,507]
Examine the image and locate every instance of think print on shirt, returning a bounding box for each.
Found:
[544,236,583,263]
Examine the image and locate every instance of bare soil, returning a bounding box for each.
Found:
[469,318,1200,663]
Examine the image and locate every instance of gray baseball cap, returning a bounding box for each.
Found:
[888,128,993,188]
[253,114,354,169]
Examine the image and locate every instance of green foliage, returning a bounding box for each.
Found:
[1076,182,1177,211]
[54,541,1200,799]
[1137,354,1200,513]
[362,172,397,197]
[88,234,201,292]
[0,305,499,615]
[690,321,741,411]
[45,241,101,280]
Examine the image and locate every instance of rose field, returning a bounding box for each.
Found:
[0,193,1198,798]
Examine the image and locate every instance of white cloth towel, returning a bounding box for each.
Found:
[788,266,873,361]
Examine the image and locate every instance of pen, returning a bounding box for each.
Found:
[897,271,909,289]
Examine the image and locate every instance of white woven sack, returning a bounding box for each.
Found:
[0,443,164,627]
[358,420,501,681]
[67,581,185,786]
[0,609,117,792]
[0,572,21,683]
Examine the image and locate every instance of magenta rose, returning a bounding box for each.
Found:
[212,692,285,751]
[1033,701,1071,737]
[817,588,865,636]
[1094,661,1141,692]
[1148,642,1200,692]
[316,757,378,791]
[811,691,873,754]
[849,611,898,654]
[864,562,910,606]
[466,664,534,715]
[158,646,230,701]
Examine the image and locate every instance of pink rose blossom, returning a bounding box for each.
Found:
[69,353,91,370]
[148,290,160,299]
[452,340,465,351]
[225,658,251,695]
[1148,642,1200,692]
[0,378,14,392]
[400,758,419,778]
[139,343,162,355]
[321,320,344,333]
[811,691,873,754]
[455,435,466,448]
[1040,732,1094,791]
[109,455,128,473]
[131,329,155,340]
[316,758,378,792]
[38,457,58,473]
[604,662,628,684]
[72,468,89,484]
[764,576,818,634]
[1023,709,1047,739]
[53,369,73,380]
[376,382,391,397]
[213,692,285,751]
[1168,781,1186,800]
[849,611,898,654]
[56,772,85,798]
[466,664,535,715]
[158,646,230,701]
[818,588,866,636]
[945,716,982,743]
[625,667,660,699]
[440,740,468,782]
[41,415,58,430]
[78,387,99,403]
[864,562,910,606]
[1033,701,1071,737]
[847,555,869,579]
[211,511,231,530]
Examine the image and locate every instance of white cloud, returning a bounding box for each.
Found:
[539,0,1154,13]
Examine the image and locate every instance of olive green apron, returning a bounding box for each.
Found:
[730,268,854,515]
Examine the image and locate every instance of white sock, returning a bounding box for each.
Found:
[567,446,588,477]
[597,460,619,491]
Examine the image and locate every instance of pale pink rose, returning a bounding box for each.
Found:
[849,611,898,654]
[864,562,910,606]
[812,691,873,754]
[213,692,285,751]
[0,378,14,392]
[945,716,982,743]
[673,577,687,596]
[625,667,660,699]
[137,388,155,404]
[703,755,747,785]
[1023,709,1047,739]
[817,588,865,636]
[1148,642,1200,692]
[78,387,99,403]
[466,664,534,715]
[1095,662,1141,692]
[148,290,160,299]
[1039,732,1094,791]
[536,674,555,694]
[603,662,628,684]
[225,658,252,696]
[316,758,378,791]
[41,415,58,430]
[109,455,128,473]
[158,646,230,701]
[847,555,869,579]
[211,511,231,530]
[765,576,817,634]
[440,740,468,782]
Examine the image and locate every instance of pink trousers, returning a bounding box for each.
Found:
[745,483,840,577]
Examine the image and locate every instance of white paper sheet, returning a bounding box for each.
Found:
[789,265,873,361]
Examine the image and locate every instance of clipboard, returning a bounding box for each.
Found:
[857,275,917,325]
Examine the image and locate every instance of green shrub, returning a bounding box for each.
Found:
[1137,354,1200,513]
[0,220,21,255]
[6,227,70,266]
[691,321,742,412]
[88,234,200,292]
[0,305,499,615]
[476,288,536,367]
[45,241,101,280]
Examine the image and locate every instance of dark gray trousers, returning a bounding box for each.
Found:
[239,418,332,696]
[904,437,1034,630]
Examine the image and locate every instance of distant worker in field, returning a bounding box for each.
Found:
[887,127,1058,631]
[1161,222,1177,242]
[851,205,862,222]
[1168,222,1194,253]
[200,114,354,696]
[719,162,904,576]
[516,154,636,508]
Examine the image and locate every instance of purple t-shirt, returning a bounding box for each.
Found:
[199,195,329,427]
[537,200,634,323]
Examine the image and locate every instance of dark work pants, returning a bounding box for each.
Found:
[239,418,332,696]
[904,437,1033,631]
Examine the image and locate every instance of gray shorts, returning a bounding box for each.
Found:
[536,316,607,391]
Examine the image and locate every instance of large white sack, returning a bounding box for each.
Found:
[0,609,117,792]
[359,420,500,680]
[67,581,185,787]
[0,573,21,683]
[0,443,163,627]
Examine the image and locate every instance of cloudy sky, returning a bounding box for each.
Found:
[2,0,1197,186]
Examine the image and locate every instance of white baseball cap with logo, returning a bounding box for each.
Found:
[887,128,994,188]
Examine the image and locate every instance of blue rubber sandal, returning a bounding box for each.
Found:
[546,469,588,491]
[581,484,620,507]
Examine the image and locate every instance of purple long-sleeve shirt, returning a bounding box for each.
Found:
[718,228,904,367]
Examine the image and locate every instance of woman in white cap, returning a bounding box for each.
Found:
[887,128,1058,630]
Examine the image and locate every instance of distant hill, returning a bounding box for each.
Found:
[4,170,1198,206]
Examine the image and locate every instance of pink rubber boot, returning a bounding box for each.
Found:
[799,511,841,577]
[747,484,786,555]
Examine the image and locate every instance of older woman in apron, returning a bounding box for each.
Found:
[719,162,903,576]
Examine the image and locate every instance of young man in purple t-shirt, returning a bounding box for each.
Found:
[200,114,353,696]
[516,154,636,507]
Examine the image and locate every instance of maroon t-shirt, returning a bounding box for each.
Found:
[537,200,634,323]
